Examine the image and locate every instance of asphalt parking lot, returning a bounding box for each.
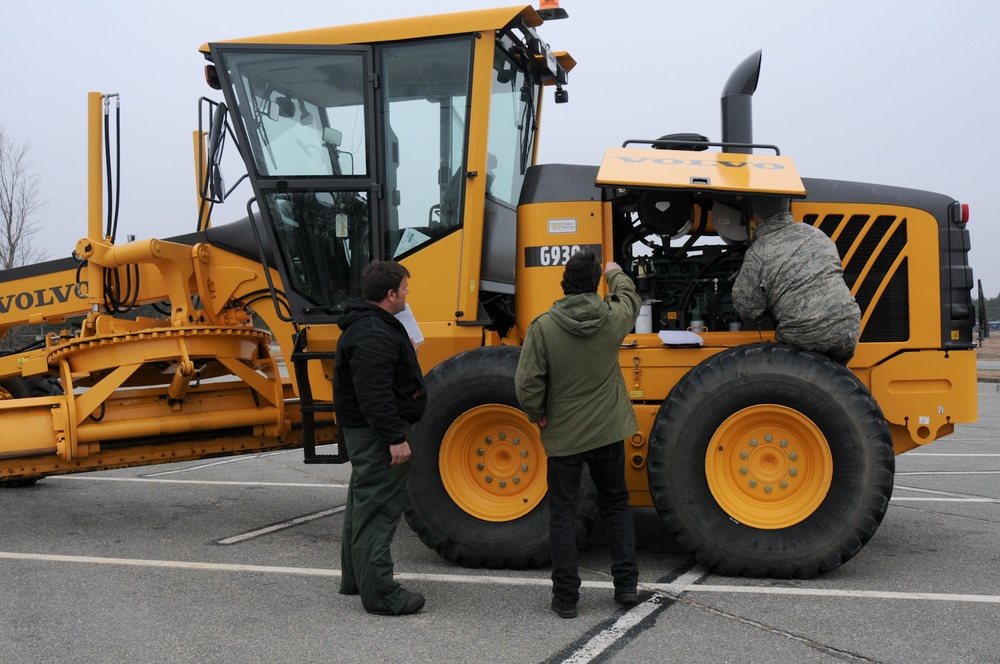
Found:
[2,383,999,663]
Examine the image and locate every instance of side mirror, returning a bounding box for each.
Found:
[207,102,228,201]
[323,127,343,147]
[979,280,990,343]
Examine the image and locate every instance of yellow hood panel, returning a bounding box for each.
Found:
[597,147,806,197]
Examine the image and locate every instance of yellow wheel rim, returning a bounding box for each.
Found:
[439,404,547,523]
[705,404,833,529]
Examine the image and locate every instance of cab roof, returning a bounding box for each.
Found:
[200,5,541,53]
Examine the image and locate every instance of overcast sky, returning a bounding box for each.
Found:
[5,1,998,300]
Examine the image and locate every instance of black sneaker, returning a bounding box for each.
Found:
[368,592,425,616]
[398,592,426,615]
[551,598,578,619]
[614,588,639,607]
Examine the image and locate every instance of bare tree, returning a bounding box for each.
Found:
[0,126,48,269]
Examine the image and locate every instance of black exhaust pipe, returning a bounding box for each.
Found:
[720,50,762,154]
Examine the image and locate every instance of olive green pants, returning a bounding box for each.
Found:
[339,426,410,614]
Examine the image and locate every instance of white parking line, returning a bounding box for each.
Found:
[893,498,998,502]
[217,506,345,545]
[47,476,999,510]
[0,551,343,577]
[2,551,998,605]
[896,471,1000,476]
[894,485,1000,503]
[561,596,665,664]
[145,456,264,476]
[143,450,297,476]
[680,584,1000,604]
[904,453,1000,457]
[559,566,708,663]
[49,476,346,489]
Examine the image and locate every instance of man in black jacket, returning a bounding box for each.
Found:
[334,260,427,616]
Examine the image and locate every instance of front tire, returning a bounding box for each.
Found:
[648,343,894,578]
[405,346,597,569]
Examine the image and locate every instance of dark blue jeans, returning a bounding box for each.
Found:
[546,440,638,606]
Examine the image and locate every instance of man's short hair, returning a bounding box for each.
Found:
[361,260,410,302]
[561,249,602,295]
[751,196,791,221]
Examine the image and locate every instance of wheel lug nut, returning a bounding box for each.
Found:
[780,439,788,447]
[521,464,528,472]
[477,463,484,471]
[499,480,507,488]
[765,434,773,442]
[750,438,758,447]
[749,480,757,488]
[764,485,772,493]
[521,449,528,457]
[477,448,484,456]
[789,468,798,476]
[513,476,520,484]
[485,436,493,444]
[499,432,506,440]
[485,475,493,483]
[740,467,748,475]
[780,480,788,488]
[789,452,797,460]
[740,451,748,459]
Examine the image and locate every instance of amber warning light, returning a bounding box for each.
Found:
[538,0,569,20]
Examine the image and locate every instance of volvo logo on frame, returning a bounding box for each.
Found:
[0,284,86,314]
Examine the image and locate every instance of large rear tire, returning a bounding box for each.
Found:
[405,346,597,569]
[648,343,894,578]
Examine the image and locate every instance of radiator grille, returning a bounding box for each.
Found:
[802,213,909,342]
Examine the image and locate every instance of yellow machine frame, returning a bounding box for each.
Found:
[0,4,978,579]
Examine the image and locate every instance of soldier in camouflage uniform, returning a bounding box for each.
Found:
[732,197,861,364]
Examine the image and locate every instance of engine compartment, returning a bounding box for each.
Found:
[611,189,752,334]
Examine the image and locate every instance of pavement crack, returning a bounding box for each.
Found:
[660,590,881,663]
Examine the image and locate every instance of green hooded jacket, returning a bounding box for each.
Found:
[514,269,641,457]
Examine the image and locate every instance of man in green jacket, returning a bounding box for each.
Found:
[515,249,642,619]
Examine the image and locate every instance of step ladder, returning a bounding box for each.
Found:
[290,330,348,464]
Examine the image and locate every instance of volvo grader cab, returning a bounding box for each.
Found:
[0,5,978,578]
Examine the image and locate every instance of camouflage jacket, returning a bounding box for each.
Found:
[732,212,861,362]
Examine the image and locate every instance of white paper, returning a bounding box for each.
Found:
[658,329,704,347]
[395,303,424,345]
[393,227,431,258]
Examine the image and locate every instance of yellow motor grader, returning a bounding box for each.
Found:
[0,4,978,578]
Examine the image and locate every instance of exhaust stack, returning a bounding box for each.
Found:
[720,50,762,154]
